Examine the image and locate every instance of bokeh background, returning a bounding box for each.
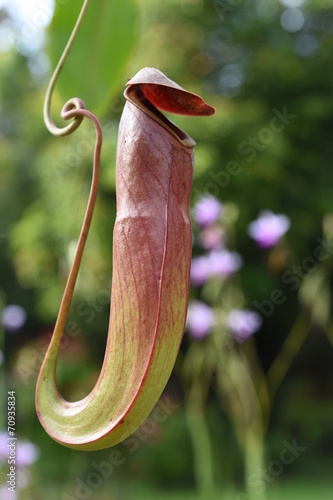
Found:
[1,0,333,498]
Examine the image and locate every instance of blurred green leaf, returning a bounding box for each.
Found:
[49,0,138,113]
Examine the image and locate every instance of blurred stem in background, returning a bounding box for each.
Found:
[181,345,217,499]
[259,312,311,429]
[325,321,333,347]
[214,331,265,500]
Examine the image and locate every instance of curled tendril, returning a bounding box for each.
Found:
[42,0,103,341]
[43,0,90,137]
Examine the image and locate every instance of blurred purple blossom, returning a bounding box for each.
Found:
[0,432,8,462]
[208,250,243,275]
[226,309,262,343]
[247,210,290,248]
[0,484,17,500]
[186,301,215,340]
[0,350,3,366]
[198,225,225,251]
[190,256,210,286]
[190,250,243,287]
[193,195,223,228]
[0,432,39,467]
[16,441,40,467]
[1,305,27,332]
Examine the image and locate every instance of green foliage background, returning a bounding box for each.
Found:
[1,0,333,498]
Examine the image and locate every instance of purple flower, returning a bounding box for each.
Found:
[0,484,17,500]
[190,250,243,287]
[0,432,8,462]
[190,256,211,286]
[0,432,39,467]
[186,301,215,340]
[1,305,26,332]
[16,441,40,467]
[247,210,290,248]
[198,226,225,251]
[226,309,262,343]
[0,350,3,366]
[208,250,243,276]
[193,196,223,228]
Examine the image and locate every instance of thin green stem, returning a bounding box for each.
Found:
[181,344,217,498]
[260,312,310,424]
[52,105,102,343]
[185,382,217,499]
[323,320,333,347]
[43,0,91,136]
[244,426,266,500]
